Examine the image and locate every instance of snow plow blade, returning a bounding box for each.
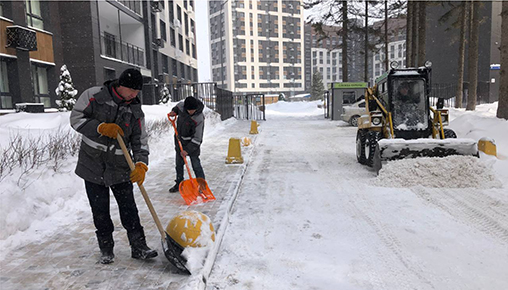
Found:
[373,138,478,173]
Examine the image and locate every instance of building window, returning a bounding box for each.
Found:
[186,39,190,55]
[162,55,169,73]
[172,59,178,77]
[179,34,184,52]
[26,0,44,29]
[169,0,174,20]
[184,13,189,35]
[31,64,50,107]
[192,44,196,58]
[0,60,12,109]
[104,68,116,81]
[177,5,182,22]
[170,27,176,47]
[160,20,167,41]
[104,32,116,58]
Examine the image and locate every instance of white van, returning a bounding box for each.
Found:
[341,99,366,126]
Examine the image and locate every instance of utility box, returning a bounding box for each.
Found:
[328,82,368,121]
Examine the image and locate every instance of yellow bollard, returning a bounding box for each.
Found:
[241,137,251,146]
[478,138,497,157]
[226,138,244,164]
[249,120,259,134]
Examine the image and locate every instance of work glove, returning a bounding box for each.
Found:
[98,123,124,139]
[130,162,148,185]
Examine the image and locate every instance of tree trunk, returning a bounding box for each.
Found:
[342,0,348,82]
[455,1,468,109]
[365,0,369,82]
[406,0,413,67]
[497,1,508,119]
[466,0,480,111]
[384,0,389,71]
[411,1,419,67]
[417,1,427,66]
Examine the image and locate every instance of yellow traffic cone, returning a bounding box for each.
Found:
[226,138,244,164]
[241,137,251,146]
[249,120,259,134]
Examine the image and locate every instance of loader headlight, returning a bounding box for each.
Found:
[390,61,400,69]
[425,60,432,68]
[372,117,381,126]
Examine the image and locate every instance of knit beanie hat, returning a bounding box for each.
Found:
[119,68,143,90]
[184,96,199,110]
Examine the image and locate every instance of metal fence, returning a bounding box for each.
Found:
[233,94,266,121]
[171,82,234,121]
[431,82,492,108]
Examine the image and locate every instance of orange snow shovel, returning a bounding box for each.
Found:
[168,114,215,205]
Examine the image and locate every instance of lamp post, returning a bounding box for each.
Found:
[219,0,229,89]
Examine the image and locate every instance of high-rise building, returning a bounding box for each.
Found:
[209,0,305,97]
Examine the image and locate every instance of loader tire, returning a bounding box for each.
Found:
[443,128,457,139]
[365,131,382,167]
[356,129,367,164]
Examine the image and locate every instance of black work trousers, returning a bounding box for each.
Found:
[85,180,144,247]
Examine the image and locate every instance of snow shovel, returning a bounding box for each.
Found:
[167,114,216,205]
[117,133,190,275]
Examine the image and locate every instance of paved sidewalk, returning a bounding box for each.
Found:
[0,119,256,290]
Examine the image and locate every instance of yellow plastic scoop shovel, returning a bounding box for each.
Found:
[168,114,216,205]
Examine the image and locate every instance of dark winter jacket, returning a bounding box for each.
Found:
[70,80,149,187]
[171,99,205,157]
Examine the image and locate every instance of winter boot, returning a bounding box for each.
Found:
[169,180,182,193]
[99,248,115,264]
[97,233,115,264]
[128,231,158,260]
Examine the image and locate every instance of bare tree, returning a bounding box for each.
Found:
[342,0,349,81]
[411,0,418,67]
[417,1,427,66]
[406,0,414,67]
[466,0,480,111]
[497,1,508,119]
[455,2,469,108]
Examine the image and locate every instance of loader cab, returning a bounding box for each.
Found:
[383,68,431,139]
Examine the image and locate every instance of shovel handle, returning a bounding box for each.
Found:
[117,133,166,238]
[167,114,208,199]
[167,114,199,186]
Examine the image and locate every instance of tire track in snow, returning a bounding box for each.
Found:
[413,187,508,244]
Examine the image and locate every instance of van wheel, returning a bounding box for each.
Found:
[349,115,360,127]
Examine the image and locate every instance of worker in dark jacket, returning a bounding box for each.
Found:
[168,96,206,192]
[70,68,157,264]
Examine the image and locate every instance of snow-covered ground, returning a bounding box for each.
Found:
[1,101,507,289]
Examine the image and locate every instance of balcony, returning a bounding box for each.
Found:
[101,33,145,67]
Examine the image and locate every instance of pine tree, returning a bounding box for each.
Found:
[159,83,171,104]
[55,65,78,111]
[311,71,325,101]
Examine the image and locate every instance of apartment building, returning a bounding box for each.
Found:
[304,22,365,91]
[371,18,406,82]
[209,0,305,97]
[0,0,197,109]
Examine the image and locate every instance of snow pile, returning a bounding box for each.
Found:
[374,155,502,188]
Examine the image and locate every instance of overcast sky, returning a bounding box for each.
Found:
[196,1,211,82]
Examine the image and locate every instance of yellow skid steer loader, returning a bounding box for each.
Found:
[356,62,478,173]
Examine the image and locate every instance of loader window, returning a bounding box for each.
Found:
[391,79,428,130]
